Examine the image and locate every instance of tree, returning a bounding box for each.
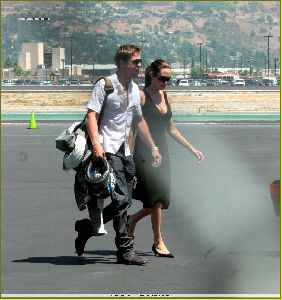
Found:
[13,65,24,76]
[239,70,248,76]
[190,66,201,77]
[4,57,12,68]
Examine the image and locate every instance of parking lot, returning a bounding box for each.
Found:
[2,76,280,88]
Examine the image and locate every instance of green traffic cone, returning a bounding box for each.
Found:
[28,111,37,129]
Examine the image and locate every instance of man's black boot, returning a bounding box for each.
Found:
[117,254,148,265]
[75,219,94,256]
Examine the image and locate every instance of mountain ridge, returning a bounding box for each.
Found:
[2,1,280,69]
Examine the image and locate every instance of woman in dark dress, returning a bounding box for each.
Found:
[129,59,204,258]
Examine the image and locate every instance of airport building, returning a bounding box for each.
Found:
[19,42,44,70]
[43,52,52,69]
[18,51,31,71]
[18,42,65,71]
[52,47,65,70]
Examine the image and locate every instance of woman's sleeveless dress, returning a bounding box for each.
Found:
[133,90,172,209]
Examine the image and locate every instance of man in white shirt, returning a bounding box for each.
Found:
[75,45,161,265]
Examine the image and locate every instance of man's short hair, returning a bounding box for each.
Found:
[114,44,141,67]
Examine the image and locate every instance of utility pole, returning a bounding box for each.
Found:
[248,58,253,77]
[274,58,279,76]
[92,56,95,80]
[264,35,273,76]
[92,44,103,80]
[61,59,65,79]
[45,64,48,80]
[66,36,74,80]
[70,36,73,80]
[197,42,203,78]
[139,36,146,73]
[205,50,208,72]
[183,56,186,77]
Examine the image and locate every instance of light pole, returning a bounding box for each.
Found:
[45,64,48,80]
[66,36,74,80]
[92,56,95,79]
[197,42,203,78]
[240,55,243,72]
[61,59,65,79]
[139,36,146,72]
[92,45,103,80]
[248,58,253,77]
[205,50,208,72]
[274,58,279,76]
[183,56,186,77]
[264,35,273,76]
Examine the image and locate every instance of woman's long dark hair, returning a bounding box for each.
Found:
[144,59,171,87]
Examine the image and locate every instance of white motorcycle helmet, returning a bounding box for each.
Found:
[85,157,116,199]
[63,129,87,170]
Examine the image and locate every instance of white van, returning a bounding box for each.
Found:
[262,77,277,86]
[177,79,190,86]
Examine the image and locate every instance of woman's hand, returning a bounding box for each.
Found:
[151,147,162,167]
[191,148,205,163]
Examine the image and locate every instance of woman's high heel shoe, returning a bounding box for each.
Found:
[152,244,174,258]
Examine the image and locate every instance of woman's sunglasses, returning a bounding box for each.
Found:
[157,75,171,83]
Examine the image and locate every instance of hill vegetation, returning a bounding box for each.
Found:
[2,1,280,71]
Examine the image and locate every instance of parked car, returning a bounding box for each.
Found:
[80,80,93,86]
[30,80,40,85]
[57,79,70,86]
[167,79,176,86]
[177,79,190,86]
[2,79,16,86]
[261,77,277,86]
[220,80,230,86]
[233,79,246,86]
[245,79,260,86]
[200,80,207,86]
[69,79,81,85]
[42,80,52,85]
[190,80,202,87]
[206,79,219,86]
[15,79,29,85]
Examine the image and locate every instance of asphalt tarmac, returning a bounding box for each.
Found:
[1,122,280,297]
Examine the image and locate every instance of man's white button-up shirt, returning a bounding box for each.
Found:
[87,73,142,156]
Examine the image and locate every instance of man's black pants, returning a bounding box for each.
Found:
[87,144,136,258]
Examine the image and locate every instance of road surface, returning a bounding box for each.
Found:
[1,122,280,297]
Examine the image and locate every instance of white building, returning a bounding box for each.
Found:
[20,42,44,70]
[18,51,31,71]
[52,47,65,69]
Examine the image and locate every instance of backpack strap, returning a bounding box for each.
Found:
[78,77,114,130]
[95,77,114,127]
[94,76,114,95]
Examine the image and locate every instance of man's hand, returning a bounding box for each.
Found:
[92,143,105,160]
